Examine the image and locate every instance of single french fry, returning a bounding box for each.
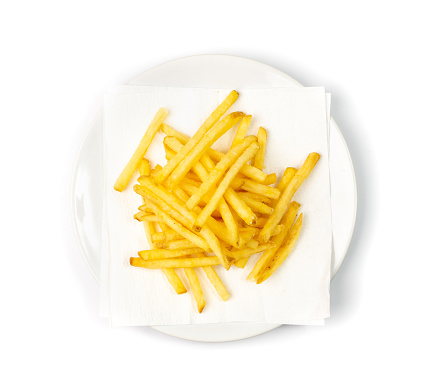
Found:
[223,188,258,226]
[198,226,229,269]
[271,224,284,236]
[168,112,245,188]
[257,213,303,283]
[247,201,300,281]
[161,123,268,182]
[130,256,221,269]
[236,191,272,204]
[138,247,204,260]
[134,211,158,221]
[240,179,281,200]
[259,153,319,243]
[140,199,210,251]
[195,142,259,228]
[138,158,151,177]
[184,172,202,182]
[253,126,267,170]
[262,173,277,185]
[236,194,274,215]
[277,167,298,192]
[230,114,252,149]
[270,167,298,208]
[154,91,239,185]
[234,257,250,269]
[165,239,198,250]
[135,214,163,223]
[184,268,206,313]
[186,136,257,210]
[202,266,230,301]
[217,200,239,248]
[151,231,184,243]
[224,242,276,261]
[114,108,167,191]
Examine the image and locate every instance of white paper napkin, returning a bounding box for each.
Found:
[100,86,332,326]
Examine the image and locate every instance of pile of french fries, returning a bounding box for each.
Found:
[114,90,320,313]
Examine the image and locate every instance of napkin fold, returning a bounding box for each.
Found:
[100,86,332,326]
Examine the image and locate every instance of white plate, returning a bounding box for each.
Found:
[71,55,357,342]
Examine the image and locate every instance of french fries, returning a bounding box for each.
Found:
[130,256,221,269]
[253,126,267,170]
[231,114,252,149]
[195,142,260,228]
[184,268,206,313]
[153,90,239,185]
[257,213,303,284]
[247,202,300,281]
[185,136,257,210]
[114,108,167,191]
[259,153,319,243]
[114,90,320,313]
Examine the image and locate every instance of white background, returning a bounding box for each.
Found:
[1,1,437,391]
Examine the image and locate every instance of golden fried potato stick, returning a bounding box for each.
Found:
[236,191,272,204]
[184,268,206,313]
[199,225,229,269]
[139,219,186,294]
[235,194,274,215]
[185,136,257,210]
[257,213,303,284]
[230,114,252,149]
[270,224,285,236]
[153,91,239,185]
[270,167,298,208]
[253,126,267,170]
[224,242,276,261]
[240,179,280,200]
[168,112,245,188]
[195,142,259,229]
[165,239,198,250]
[130,256,221,269]
[151,231,183,243]
[203,266,230,301]
[262,173,277,185]
[138,247,204,260]
[277,167,298,192]
[161,123,267,182]
[222,188,258,226]
[134,211,161,222]
[247,201,300,281]
[259,153,319,243]
[138,158,151,177]
[234,257,250,269]
[139,199,209,251]
[114,108,167,191]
